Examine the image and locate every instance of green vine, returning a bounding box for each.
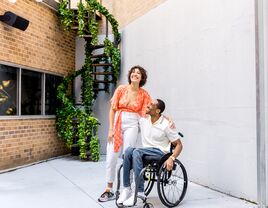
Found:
[77,1,86,37]
[58,0,74,30]
[104,38,121,81]
[81,41,94,113]
[57,0,120,161]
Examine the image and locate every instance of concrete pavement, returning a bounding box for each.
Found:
[0,156,257,208]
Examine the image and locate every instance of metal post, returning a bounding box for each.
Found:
[255,0,267,207]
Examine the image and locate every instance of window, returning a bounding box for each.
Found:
[45,74,63,115]
[21,69,42,115]
[0,65,18,115]
[0,63,63,116]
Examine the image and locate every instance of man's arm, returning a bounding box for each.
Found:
[164,139,183,171]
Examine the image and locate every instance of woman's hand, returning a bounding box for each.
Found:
[107,129,113,143]
[163,115,176,129]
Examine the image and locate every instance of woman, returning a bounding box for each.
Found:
[98,66,152,202]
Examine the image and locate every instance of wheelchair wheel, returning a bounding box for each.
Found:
[144,167,156,196]
[143,202,154,208]
[157,159,188,207]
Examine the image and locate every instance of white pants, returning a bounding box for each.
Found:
[106,112,140,183]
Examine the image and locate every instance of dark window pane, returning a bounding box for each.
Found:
[21,69,42,115]
[0,65,18,116]
[45,74,63,115]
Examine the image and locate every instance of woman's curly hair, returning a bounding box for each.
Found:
[128,65,148,87]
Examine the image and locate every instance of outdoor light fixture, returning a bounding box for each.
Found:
[0,11,29,31]
[8,0,16,3]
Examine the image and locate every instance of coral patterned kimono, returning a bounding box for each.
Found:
[111,85,152,152]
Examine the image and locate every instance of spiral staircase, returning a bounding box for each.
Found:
[71,7,119,99]
[56,0,121,160]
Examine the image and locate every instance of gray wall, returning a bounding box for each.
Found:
[76,0,268,203]
[263,0,268,203]
[93,0,257,202]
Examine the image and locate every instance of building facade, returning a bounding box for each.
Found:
[0,0,267,206]
[0,0,76,170]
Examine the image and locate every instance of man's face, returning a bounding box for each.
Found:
[146,100,159,116]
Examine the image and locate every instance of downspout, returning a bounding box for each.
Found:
[254,0,267,207]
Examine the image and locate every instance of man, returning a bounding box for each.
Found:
[117,99,183,206]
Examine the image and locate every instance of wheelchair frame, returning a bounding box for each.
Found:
[115,133,188,208]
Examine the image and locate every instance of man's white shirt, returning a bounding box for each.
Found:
[139,115,180,153]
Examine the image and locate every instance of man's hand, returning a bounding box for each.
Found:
[164,157,174,171]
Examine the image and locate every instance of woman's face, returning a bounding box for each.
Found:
[130,68,142,84]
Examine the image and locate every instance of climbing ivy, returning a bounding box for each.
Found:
[58,0,74,30]
[104,38,120,81]
[57,0,120,161]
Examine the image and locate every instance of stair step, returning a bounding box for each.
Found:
[93,80,114,83]
[81,34,92,38]
[91,53,107,58]
[93,88,107,91]
[71,142,90,148]
[89,44,105,49]
[92,72,114,75]
[71,9,102,20]
[92,63,112,67]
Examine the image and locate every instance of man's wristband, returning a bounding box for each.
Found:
[169,156,175,161]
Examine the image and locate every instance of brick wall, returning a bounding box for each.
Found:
[0,119,67,170]
[0,0,75,171]
[0,0,76,75]
[102,0,167,29]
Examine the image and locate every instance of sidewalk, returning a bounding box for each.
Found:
[0,156,257,208]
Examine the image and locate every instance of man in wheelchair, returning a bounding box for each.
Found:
[117,99,183,206]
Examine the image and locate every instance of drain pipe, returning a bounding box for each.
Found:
[255,0,267,208]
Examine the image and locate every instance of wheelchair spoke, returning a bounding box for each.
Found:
[157,160,188,207]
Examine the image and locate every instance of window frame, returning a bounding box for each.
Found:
[0,61,63,120]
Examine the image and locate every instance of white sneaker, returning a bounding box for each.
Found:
[117,187,131,204]
[123,192,145,206]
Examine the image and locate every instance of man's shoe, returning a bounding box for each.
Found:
[117,187,131,204]
[122,194,135,206]
[123,192,145,206]
[98,191,115,202]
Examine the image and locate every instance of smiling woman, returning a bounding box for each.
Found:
[98,65,152,202]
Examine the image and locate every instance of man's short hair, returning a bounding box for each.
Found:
[156,99,165,114]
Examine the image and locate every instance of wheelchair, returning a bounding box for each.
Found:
[115,133,188,208]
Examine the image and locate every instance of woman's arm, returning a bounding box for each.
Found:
[108,106,116,143]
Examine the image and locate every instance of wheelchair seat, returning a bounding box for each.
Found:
[142,155,160,166]
[143,153,172,173]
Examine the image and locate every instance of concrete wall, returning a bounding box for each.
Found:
[93,0,258,202]
[263,0,268,204]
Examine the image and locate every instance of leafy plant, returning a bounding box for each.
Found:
[58,0,74,30]
[104,38,121,81]
[57,0,120,161]
[77,1,86,37]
